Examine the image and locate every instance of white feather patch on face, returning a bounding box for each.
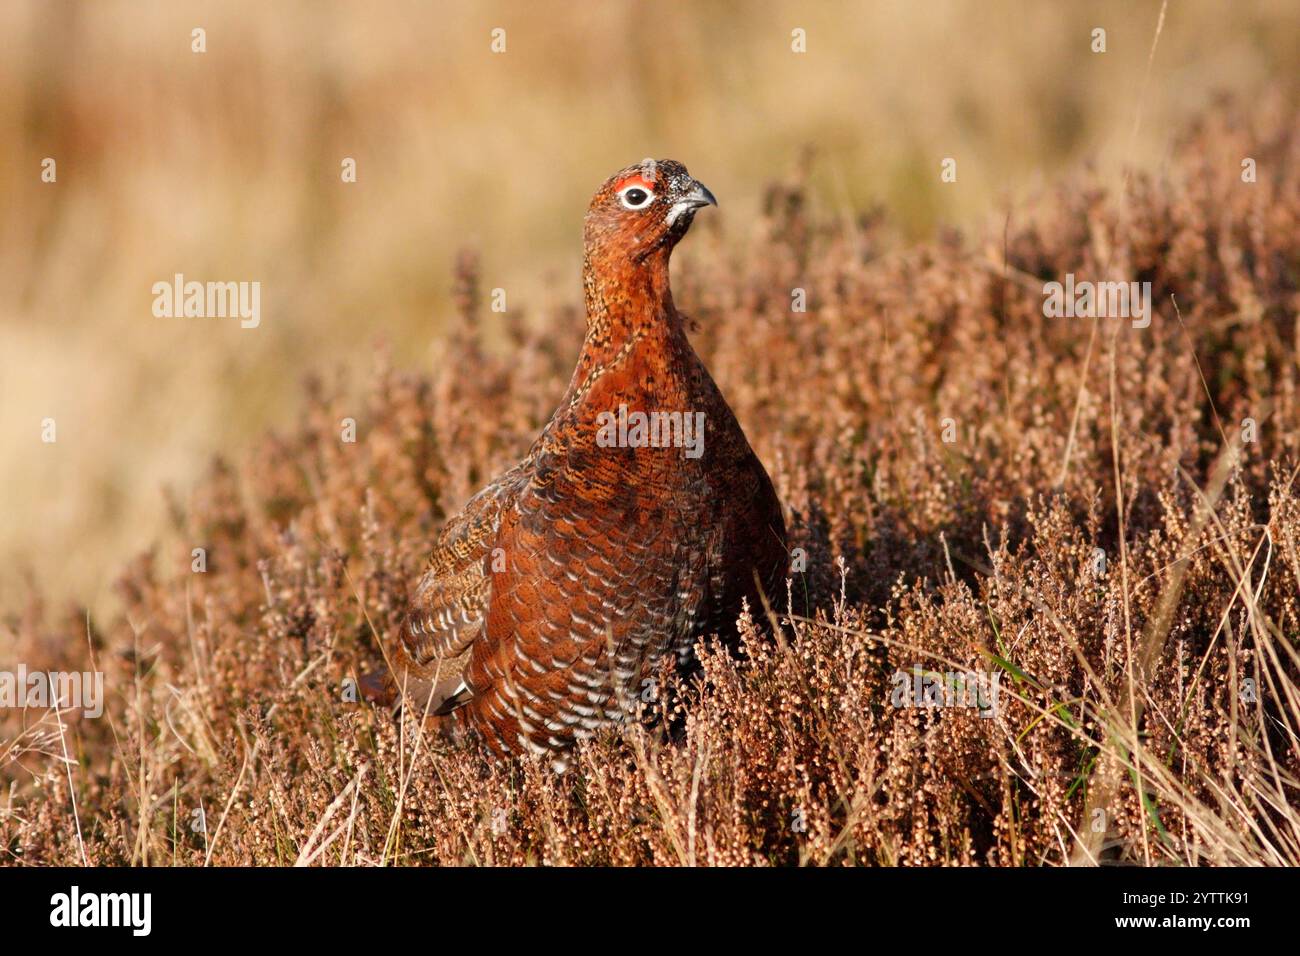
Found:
[665,200,697,227]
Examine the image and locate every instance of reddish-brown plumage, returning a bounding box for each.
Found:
[368,159,788,755]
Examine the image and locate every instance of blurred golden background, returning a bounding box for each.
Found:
[1,0,1296,616]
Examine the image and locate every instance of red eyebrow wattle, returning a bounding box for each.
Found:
[615,174,654,192]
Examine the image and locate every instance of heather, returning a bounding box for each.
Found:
[2,95,1299,866]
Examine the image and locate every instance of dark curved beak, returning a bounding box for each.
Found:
[667,180,717,226]
[689,181,718,208]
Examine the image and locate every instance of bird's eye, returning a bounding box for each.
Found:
[618,185,654,209]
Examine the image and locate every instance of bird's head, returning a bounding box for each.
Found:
[584,158,717,264]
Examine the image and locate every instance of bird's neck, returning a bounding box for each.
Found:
[553,246,696,414]
[581,246,684,355]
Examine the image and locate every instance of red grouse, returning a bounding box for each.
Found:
[367,159,787,756]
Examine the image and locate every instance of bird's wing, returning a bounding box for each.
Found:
[399,461,528,671]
